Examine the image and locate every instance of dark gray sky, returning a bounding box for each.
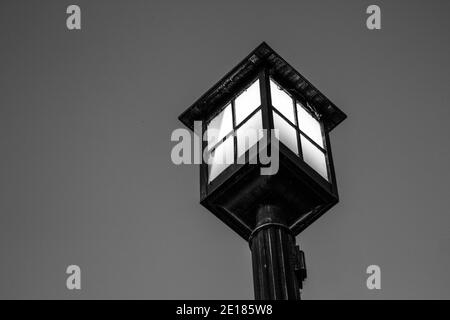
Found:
[1,0,449,299]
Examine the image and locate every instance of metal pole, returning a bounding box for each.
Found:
[249,205,305,300]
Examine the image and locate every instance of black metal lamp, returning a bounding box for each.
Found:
[179,42,346,299]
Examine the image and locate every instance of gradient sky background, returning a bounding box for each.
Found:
[1,0,449,299]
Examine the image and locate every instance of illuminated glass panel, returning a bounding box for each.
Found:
[208,136,234,182]
[301,135,328,180]
[270,79,296,124]
[236,110,263,158]
[297,103,324,148]
[235,79,261,125]
[206,103,233,150]
[273,112,298,155]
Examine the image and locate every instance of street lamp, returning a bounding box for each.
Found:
[179,42,346,300]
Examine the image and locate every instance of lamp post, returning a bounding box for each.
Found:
[179,42,346,300]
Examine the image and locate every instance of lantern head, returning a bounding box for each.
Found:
[179,42,346,240]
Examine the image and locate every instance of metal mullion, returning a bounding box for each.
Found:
[260,67,273,132]
[201,117,209,192]
[208,130,234,154]
[209,105,262,154]
[273,108,327,154]
[320,121,332,184]
[293,98,302,158]
[298,131,327,155]
[234,106,262,131]
[272,106,296,128]
[231,100,237,163]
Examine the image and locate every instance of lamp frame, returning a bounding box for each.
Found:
[179,42,346,240]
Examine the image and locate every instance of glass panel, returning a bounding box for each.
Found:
[206,103,233,150]
[273,111,298,155]
[301,135,328,180]
[208,136,234,183]
[297,103,324,148]
[270,79,296,124]
[235,79,261,125]
[236,110,263,158]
